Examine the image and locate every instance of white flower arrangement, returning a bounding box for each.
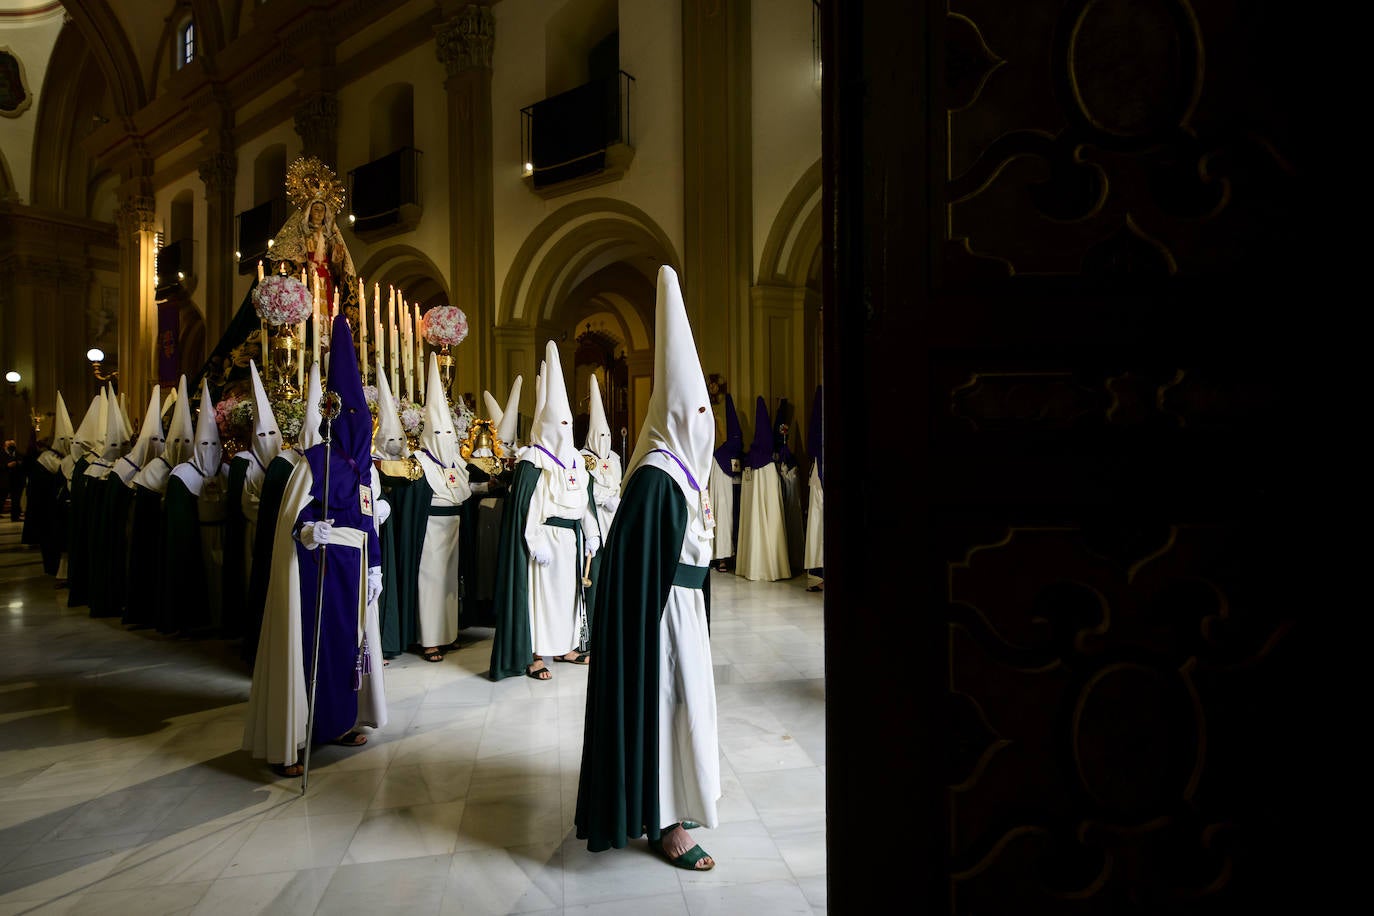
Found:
[252,275,313,327]
[421,306,469,348]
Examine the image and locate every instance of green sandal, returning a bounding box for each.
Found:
[648,827,715,871]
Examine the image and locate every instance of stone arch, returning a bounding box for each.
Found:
[358,244,452,310]
[757,157,822,285]
[59,0,146,118]
[30,21,111,212]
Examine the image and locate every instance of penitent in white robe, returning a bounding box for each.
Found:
[707,460,738,560]
[415,452,472,648]
[735,462,791,582]
[641,451,722,829]
[803,462,823,571]
[523,454,598,658]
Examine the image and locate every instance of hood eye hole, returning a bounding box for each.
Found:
[698,406,707,413]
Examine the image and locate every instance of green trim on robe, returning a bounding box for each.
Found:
[222,457,250,639]
[457,463,497,629]
[574,466,703,851]
[65,457,92,606]
[124,485,165,628]
[242,455,296,665]
[378,470,430,658]
[486,460,542,681]
[161,475,208,635]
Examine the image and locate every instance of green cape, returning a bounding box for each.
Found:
[574,466,703,851]
[378,470,430,658]
[124,485,166,628]
[161,475,209,635]
[221,457,250,639]
[65,457,92,606]
[242,453,296,665]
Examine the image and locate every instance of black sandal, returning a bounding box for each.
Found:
[525,663,552,680]
[555,651,590,665]
[421,648,444,662]
[272,762,304,778]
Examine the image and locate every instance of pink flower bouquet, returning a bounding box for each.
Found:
[252,275,313,327]
[422,306,469,347]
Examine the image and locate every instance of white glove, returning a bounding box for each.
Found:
[602,495,621,513]
[531,548,552,567]
[298,520,333,549]
[374,497,391,526]
[585,535,601,555]
[366,566,383,605]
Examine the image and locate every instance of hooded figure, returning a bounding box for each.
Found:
[242,362,322,666]
[488,344,599,681]
[63,390,106,606]
[243,314,387,776]
[111,387,164,625]
[84,386,132,616]
[163,379,230,634]
[462,375,524,627]
[802,386,823,589]
[373,362,423,659]
[580,373,623,623]
[707,393,745,570]
[575,264,721,869]
[224,362,281,641]
[734,396,791,582]
[31,392,74,576]
[412,353,478,661]
[128,376,191,631]
[773,398,806,574]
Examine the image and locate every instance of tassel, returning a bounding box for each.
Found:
[354,648,363,691]
[361,637,372,675]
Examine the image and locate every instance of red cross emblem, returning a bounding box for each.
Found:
[568,473,578,485]
[601,461,610,471]
[447,472,458,485]
[362,491,371,510]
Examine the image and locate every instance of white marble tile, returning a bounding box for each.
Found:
[60,879,212,915]
[456,794,569,852]
[369,761,474,810]
[219,811,362,876]
[315,853,452,913]
[736,768,826,818]
[681,878,815,915]
[342,800,465,864]
[439,847,560,915]
[563,893,690,915]
[560,839,683,907]
[266,767,386,820]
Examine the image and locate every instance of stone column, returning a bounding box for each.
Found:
[682,0,753,390]
[294,92,340,166]
[115,192,159,404]
[199,149,238,341]
[435,2,496,398]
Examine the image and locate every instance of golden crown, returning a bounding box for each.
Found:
[285,156,346,213]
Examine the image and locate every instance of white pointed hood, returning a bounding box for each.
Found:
[496,375,523,449]
[531,340,578,467]
[298,361,324,451]
[101,383,126,460]
[246,360,281,468]
[163,376,195,466]
[72,390,105,459]
[372,358,409,459]
[116,386,164,485]
[583,373,614,460]
[624,265,714,491]
[190,378,223,475]
[51,391,74,457]
[117,388,133,445]
[528,362,547,447]
[482,390,503,429]
[161,387,177,419]
[419,353,459,465]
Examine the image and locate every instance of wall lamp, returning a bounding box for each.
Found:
[87,348,118,382]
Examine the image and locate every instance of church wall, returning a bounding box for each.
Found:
[333,41,452,309]
[230,120,302,310]
[491,0,684,329]
[156,172,210,322]
[0,4,65,206]
[750,0,821,282]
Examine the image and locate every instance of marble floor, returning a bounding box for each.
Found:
[0,519,826,915]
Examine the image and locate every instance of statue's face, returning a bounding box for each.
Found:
[309,202,326,226]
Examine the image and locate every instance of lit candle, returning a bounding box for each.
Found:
[403,306,414,402]
[414,304,425,401]
[389,287,399,396]
[358,280,368,383]
[332,288,340,320]
[257,260,265,282]
[312,278,321,370]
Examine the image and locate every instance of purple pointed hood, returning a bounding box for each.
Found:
[806,386,822,483]
[306,314,372,506]
[713,392,744,473]
[746,396,773,470]
[774,399,797,469]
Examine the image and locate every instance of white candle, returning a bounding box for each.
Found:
[332,288,340,320]
[311,277,321,370]
[358,280,368,383]
[257,260,264,282]
[297,320,305,392]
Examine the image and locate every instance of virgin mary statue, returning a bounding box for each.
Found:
[270,156,359,313]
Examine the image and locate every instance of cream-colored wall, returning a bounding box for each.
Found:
[491,0,683,323]
[750,0,820,280]
[230,120,301,309]
[334,42,451,302]
[157,172,210,319]
[0,4,64,204]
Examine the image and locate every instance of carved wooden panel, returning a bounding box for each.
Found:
[943,0,1298,280]
[946,524,1293,911]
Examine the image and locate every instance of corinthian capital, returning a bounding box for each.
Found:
[115,196,157,240]
[294,92,340,156]
[435,4,495,77]
[198,152,238,194]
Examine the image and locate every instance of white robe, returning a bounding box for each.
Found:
[415,452,472,647]
[803,462,823,571]
[522,455,598,657]
[639,452,721,829]
[581,448,622,548]
[735,462,791,582]
[241,459,387,766]
[706,460,738,560]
